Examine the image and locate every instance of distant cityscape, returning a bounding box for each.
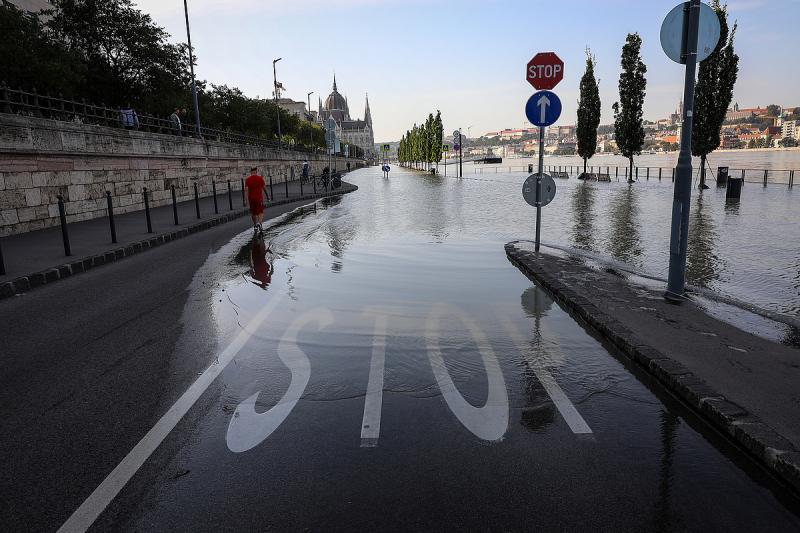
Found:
[418,102,800,160]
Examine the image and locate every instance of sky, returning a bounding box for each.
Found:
[133,0,800,142]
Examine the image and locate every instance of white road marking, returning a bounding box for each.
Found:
[58,294,285,533]
[227,308,333,452]
[425,304,509,441]
[360,313,387,447]
[500,318,592,434]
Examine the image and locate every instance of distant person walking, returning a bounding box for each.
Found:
[245,167,268,233]
[120,105,139,130]
[169,108,182,136]
[302,160,309,180]
[346,161,351,173]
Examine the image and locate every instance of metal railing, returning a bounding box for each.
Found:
[470,163,796,188]
[0,84,321,153]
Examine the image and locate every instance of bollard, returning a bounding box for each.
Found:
[194,182,200,219]
[269,176,274,199]
[790,170,794,189]
[284,176,289,198]
[615,167,619,179]
[57,195,71,256]
[228,179,233,210]
[300,173,304,196]
[212,181,218,214]
[241,178,246,206]
[106,191,117,243]
[313,173,317,194]
[646,167,650,180]
[0,238,6,275]
[171,185,179,225]
[659,168,662,181]
[143,188,153,233]
[763,169,768,187]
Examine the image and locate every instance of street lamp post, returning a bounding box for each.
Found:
[183,0,201,137]
[307,91,314,150]
[273,58,282,150]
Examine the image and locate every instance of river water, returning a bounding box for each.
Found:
[438,160,800,320]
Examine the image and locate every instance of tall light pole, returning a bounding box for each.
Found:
[183,0,201,137]
[273,57,282,149]
[307,91,314,149]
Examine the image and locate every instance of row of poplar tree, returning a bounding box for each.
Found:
[577,0,738,188]
[397,111,444,170]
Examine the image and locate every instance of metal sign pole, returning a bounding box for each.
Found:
[535,126,544,252]
[665,0,701,302]
[459,132,463,178]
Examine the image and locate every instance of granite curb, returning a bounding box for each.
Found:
[505,241,800,495]
[0,185,357,300]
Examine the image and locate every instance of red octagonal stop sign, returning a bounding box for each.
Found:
[526,52,564,90]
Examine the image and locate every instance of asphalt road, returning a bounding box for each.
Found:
[2,168,800,532]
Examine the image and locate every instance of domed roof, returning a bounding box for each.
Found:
[324,75,349,114]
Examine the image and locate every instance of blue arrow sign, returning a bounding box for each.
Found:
[525,90,562,127]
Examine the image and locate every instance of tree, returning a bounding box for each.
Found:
[766,104,781,117]
[613,33,647,183]
[576,49,601,177]
[692,0,739,188]
[424,113,434,170]
[433,110,444,170]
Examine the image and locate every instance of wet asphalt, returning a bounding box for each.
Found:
[2,167,800,532]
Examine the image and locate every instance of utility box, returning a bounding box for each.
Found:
[716,166,729,187]
[726,176,743,200]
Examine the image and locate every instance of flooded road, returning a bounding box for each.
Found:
[64,166,799,531]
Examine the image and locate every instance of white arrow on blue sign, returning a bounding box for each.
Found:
[525,90,562,128]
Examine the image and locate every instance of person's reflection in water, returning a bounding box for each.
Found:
[248,236,272,289]
[606,184,643,265]
[686,191,720,288]
[571,182,596,251]
[519,286,556,432]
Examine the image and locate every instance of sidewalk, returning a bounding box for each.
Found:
[506,241,800,494]
[0,178,356,298]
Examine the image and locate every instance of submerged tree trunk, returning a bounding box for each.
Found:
[628,157,635,183]
[698,154,708,189]
[583,157,587,177]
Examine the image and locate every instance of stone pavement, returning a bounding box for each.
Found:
[0,178,355,298]
[506,240,800,494]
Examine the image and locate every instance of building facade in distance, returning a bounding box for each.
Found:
[318,76,375,159]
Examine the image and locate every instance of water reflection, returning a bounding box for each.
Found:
[321,196,357,273]
[571,183,597,251]
[519,286,557,433]
[606,185,643,265]
[653,410,680,532]
[686,192,720,288]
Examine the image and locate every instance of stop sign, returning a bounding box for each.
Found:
[526,52,564,90]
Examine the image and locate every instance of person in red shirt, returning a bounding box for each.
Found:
[244,167,268,232]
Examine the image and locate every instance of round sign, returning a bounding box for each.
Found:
[453,130,461,139]
[525,91,562,128]
[522,173,556,207]
[660,2,721,64]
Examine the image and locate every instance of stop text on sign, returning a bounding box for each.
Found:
[526,52,564,90]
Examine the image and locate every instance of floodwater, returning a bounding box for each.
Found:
[86,166,800,531]
[441,161,800,320]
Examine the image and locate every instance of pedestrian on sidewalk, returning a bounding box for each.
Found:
[120,105,139,130]
[245,167,268,233]
[302,160,309,181]
[169,108,183,136]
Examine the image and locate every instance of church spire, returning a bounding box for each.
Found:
[333,73,337,92]
[364,93,372,126]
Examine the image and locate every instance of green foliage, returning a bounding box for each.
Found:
[576,49,601,166]
[613,32,647,176]
[766,104,781,117]
[692,1,739,163]
[433,111,443,164]
[780,137,797,148]
[397,110,446,168]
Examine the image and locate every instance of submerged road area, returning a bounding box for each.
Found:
[2,166,800,532]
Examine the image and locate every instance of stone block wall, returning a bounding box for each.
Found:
[0,114,360,236]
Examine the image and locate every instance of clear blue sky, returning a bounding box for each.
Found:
[135,0,800,142]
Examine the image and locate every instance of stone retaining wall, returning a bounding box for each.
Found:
[0,114,360,236]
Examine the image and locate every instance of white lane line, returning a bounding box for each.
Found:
[58,295,285,533]
[426,304,509,441]
[500,318,592,434]
[227,308,333,453]
[360,313,387,447]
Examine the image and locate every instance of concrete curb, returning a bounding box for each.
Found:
[0,185,357,300]
[505,242,800,495]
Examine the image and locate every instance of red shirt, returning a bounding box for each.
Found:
[245,174,266,203]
